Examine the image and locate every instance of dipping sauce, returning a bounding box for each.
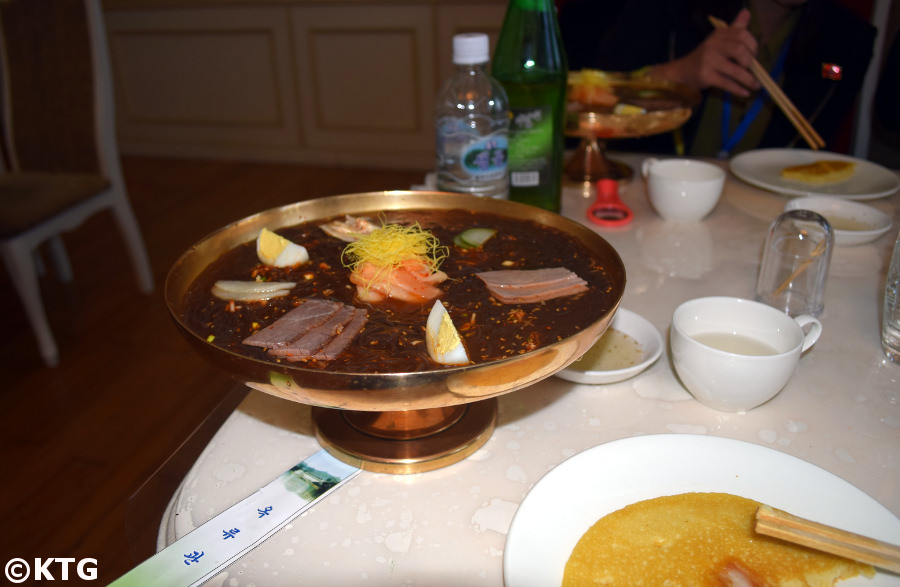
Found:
[569,327,643,371]
[825,216,874,231]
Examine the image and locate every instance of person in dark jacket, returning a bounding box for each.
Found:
[570,0,876,156]
[875,31,900,133]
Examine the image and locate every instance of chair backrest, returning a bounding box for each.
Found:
[0,0,124,185]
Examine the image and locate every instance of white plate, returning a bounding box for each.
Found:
[730,149,900,200]
[555,308,662,384]
[783,197,894,246]
[503,434,900,587]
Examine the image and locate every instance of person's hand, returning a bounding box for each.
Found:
[651,9,760,96]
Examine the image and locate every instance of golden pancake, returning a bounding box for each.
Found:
[563,492,874,587]
[781,160,856,184]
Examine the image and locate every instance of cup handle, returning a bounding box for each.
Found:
[641,157,659,179]
[794,315,823,352]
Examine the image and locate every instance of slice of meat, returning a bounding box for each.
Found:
[349,264,391,302]
[272,305,357,359]
[486,273,586,292]
[475,267,581,290]
[312,308,368,361]
[475,268,588,303]
[490,282,589,304]
[386,263,446,303]
[489,273,587,295]
[350,259,446,304]
[242,299,341,348]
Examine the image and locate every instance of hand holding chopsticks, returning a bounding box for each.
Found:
[756,505,900,573]
[708,15,825,151]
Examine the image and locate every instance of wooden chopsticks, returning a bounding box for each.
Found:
[756,505,900,573]
[708,15,825,150]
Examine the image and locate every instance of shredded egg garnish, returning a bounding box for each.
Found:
[257,228,309,267]
[425,300,469,365]
[342,222,447,278]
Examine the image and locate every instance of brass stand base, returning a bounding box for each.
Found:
[312,399,498,474]
[565,136,633,182]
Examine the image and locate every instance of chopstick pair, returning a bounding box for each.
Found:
[708,15,825,151]
[756,505,900,574]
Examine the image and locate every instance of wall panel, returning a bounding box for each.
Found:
[105,2,506,168]
[107,8,300,150]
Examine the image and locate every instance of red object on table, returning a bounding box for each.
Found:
[587,179,633,227]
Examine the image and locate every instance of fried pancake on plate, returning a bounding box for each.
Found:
[563,492,874,587]
[781,160,856,184]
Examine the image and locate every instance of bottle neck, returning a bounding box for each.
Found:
[455,61,487,68]
[509,0,555,10]
[493,0,567,78]
[455,61,488,74]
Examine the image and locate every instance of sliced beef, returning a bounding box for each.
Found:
[489,283,588,304]
[475,267,581,290]
[475,267,588,304]
[242,298,368,361]
[242,298,341,348]
[273,305,357,359]
[313,308,369,361]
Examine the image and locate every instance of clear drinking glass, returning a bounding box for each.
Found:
[755,210,833,317]
[883,231,900,364]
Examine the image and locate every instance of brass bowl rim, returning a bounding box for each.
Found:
[164,190,626,405]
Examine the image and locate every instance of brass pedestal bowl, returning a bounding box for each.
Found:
[165,191,626,474]
[566,77,701,182]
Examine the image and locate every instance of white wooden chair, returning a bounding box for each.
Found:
[0,0,154,367]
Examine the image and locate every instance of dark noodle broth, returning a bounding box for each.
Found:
[181,209,618,373]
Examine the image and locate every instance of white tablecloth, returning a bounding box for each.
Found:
[159,154,900,586]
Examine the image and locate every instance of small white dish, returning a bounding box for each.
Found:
[556,308,663,385]
[783,196,893,246]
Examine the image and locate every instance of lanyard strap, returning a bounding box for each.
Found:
[719,33,794,157]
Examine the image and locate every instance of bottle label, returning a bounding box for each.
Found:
[462,133,508,180]
[436,119,508,184]
[507,105,553,188]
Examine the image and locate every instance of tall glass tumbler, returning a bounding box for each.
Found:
[883,231,900,364]
[755,210,833,317]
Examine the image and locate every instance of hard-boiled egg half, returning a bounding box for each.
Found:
[257,228,309,267]
[425,300,469,365]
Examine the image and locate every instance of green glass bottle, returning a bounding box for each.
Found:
[491,0,568,213]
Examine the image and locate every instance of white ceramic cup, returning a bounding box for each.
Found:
[670,296,822,412]
[642,158,725,221]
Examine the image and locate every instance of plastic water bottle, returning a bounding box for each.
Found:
[883,231,900,364]
[492,0,568,212]
[435,33,509,199]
